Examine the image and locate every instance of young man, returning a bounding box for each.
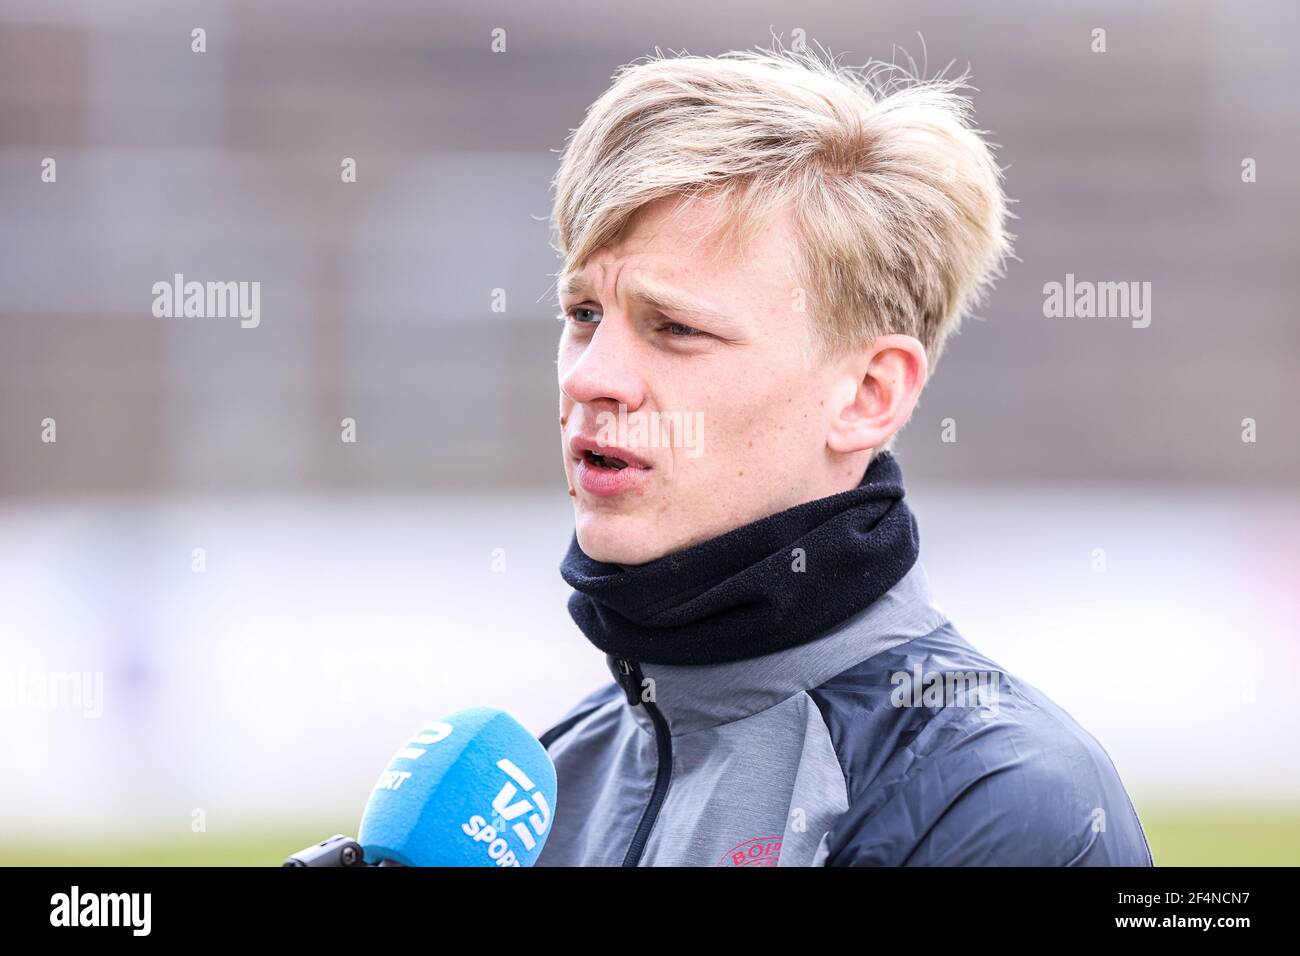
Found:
[535,48,1152,866]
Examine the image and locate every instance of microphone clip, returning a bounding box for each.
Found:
[283,834,372,867]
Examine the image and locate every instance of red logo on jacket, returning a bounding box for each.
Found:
[719,836,782,867]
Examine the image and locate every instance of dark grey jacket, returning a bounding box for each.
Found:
[536,562,1154,866]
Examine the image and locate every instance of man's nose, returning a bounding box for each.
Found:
[559,316,647,411]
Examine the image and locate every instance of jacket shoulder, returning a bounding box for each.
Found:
[538,681,622,751]
[808,622,1153,866]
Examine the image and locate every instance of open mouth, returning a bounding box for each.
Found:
[584,450,630,471]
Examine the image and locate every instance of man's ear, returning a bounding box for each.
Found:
[826,334,929,454]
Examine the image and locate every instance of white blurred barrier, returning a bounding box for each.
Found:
[0,484,1296,840]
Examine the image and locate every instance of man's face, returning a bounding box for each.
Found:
[557,196,853,565]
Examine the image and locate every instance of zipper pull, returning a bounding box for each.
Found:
[614,657,643,707]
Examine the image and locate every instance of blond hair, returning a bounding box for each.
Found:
[550,44,1012,370]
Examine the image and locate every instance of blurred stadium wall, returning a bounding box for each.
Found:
[0,0,1296,864]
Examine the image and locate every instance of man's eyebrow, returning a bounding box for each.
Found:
[558,274,731,322]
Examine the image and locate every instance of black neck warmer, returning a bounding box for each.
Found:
[560,451,920,666]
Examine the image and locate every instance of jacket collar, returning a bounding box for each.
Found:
[606,561,948,736]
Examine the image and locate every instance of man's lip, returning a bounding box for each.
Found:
[567,434,652,469]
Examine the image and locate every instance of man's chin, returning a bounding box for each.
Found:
[574,511,671,566]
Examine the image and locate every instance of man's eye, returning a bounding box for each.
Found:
[565,307,601,324]
[663,321,702,337]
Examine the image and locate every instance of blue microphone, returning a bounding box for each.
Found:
[284,707,557,867]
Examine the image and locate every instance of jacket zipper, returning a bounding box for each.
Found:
[614,656,672,867]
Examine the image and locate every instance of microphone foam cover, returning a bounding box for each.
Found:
[358,707,557,867]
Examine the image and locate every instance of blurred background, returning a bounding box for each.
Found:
[0,0,1296,865]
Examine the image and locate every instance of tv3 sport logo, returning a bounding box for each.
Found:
[460,759,552,866]
[486,758,552,848]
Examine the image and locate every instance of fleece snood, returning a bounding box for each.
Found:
[560,451,920,666]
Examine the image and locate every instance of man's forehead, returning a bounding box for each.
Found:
[561,196,795,304]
